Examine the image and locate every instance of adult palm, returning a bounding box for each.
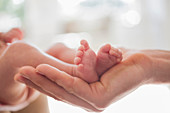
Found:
[15,48,154,112]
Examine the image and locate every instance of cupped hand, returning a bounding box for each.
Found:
[0,28,23,43]
[14,48,153,112]
[0,28,23,55]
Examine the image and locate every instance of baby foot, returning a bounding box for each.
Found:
[96,44,122,76]
[74,40,98,83]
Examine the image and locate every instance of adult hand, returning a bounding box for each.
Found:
[0,28,23,43]
[0,28,23,54]
[0,34,74,109]
[14,49,170,112]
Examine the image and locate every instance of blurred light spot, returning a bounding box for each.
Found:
[12,0,24,5]
[121,10,141,27]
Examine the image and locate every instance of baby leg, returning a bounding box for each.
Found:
[0,41,75,107]
[46,43,76,64]
[74,40,98,83]
[96,44,122,76]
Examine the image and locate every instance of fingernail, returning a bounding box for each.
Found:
[17,78,24,83]
[21,74,30,80]
[15,75,25,83]
[35,68,44,75]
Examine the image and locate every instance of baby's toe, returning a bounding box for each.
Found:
[109,47,122,58]
[77,64,84,71]
[76,51,84,57]
[78,45,85,51]
[117,49,122,56]
[80,40,89,50]
[116,57,122,63]
[99,44,111,53]
[74,57,82,65]
[75,47,85,65]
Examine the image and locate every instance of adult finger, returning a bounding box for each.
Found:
[10,28,23,40]
[15,73,60,101]
[15,66,102,112]
[6,28,23,42]
[36,64,107,110]
[0,28,23,43]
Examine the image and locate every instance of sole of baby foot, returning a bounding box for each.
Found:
[96,44,122,76]
[74,40,98,83]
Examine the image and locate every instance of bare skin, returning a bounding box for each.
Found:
[0,28,121,112]
[0,40,73,106]
[46,43,76,64]
[0,94,49,113]
[0,29,50,113]
[15,48,170,112]
[11,94,49,113]
[74,40,122,83]
[0,28,23,43]
[0,28,23,55]
[0,29,77,113]
[0,40,122,105]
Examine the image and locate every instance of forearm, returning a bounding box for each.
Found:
[116,49,170,84]
[142,50,170,60]
[151,54,170,84]
[141,50,170,84]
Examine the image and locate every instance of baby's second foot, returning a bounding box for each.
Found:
[74,40,98,83]
[96,44,122,76]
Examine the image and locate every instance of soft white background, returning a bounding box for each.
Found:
[0,0,170,113]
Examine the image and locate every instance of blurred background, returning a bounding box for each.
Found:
[0,0,170,113]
